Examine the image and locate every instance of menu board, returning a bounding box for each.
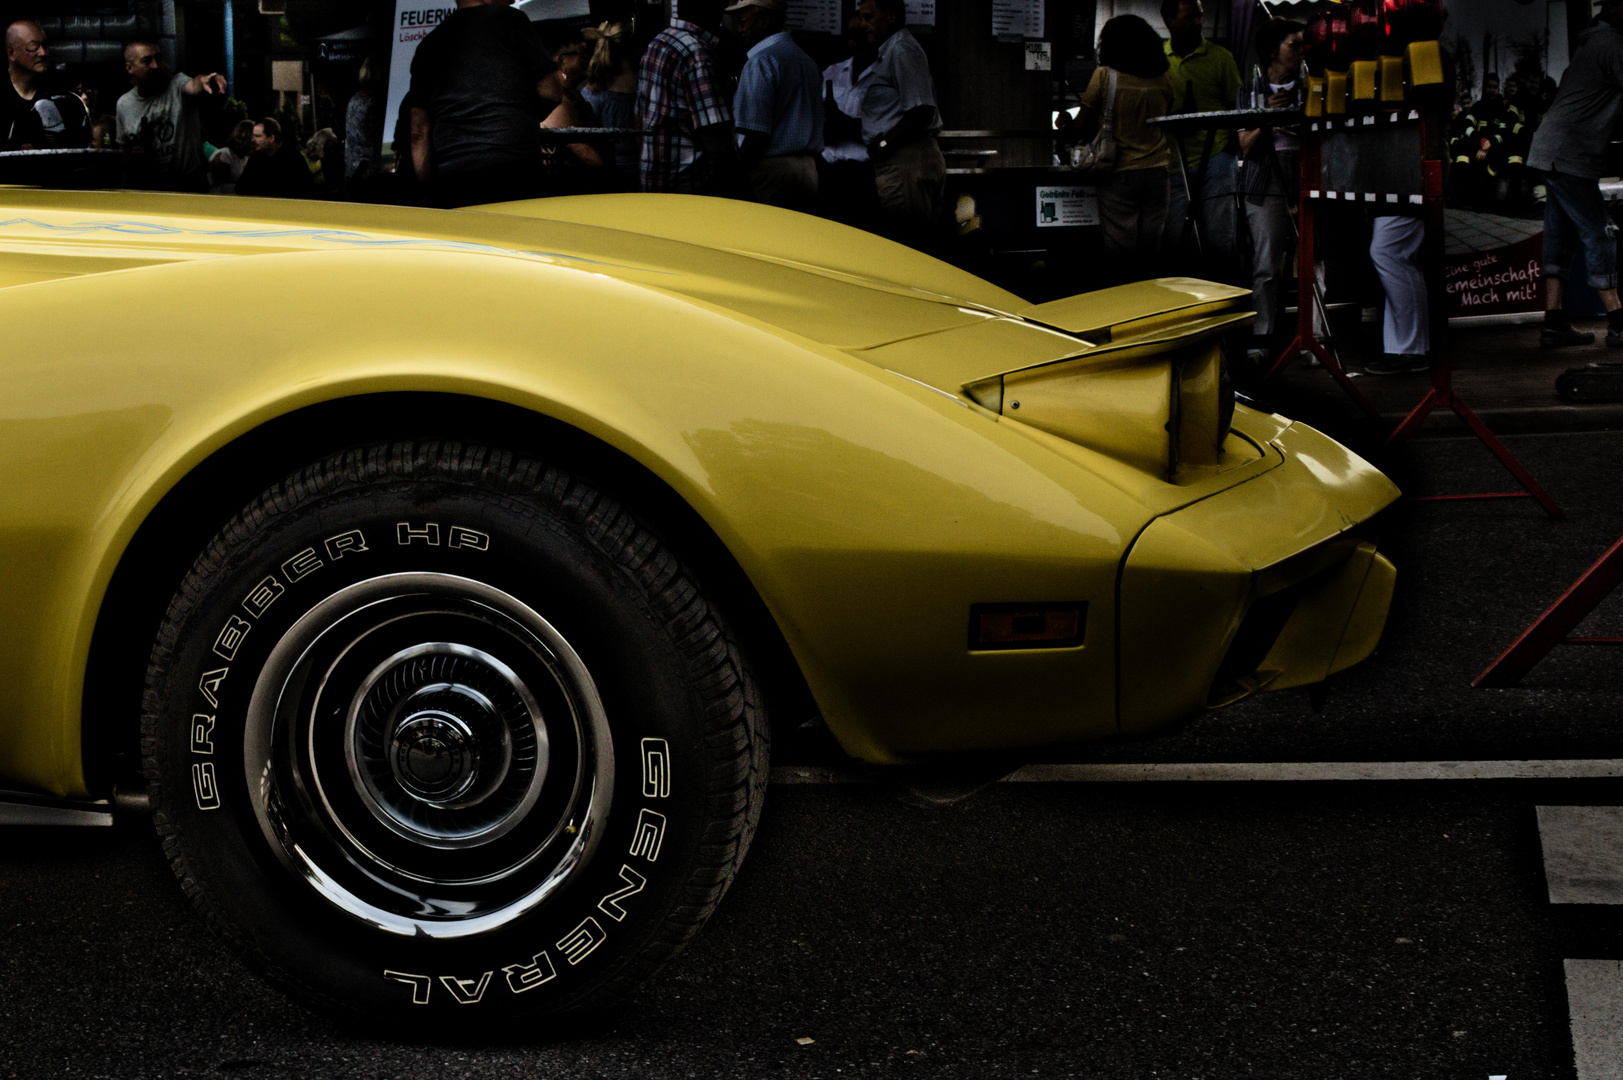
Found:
[992,0,1043,38]
[787,0,841,34]
[906,1,936,27]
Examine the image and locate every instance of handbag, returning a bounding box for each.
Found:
[1069,69,1118,177]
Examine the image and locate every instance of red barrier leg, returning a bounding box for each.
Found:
[1474,534,1623,687]
[1386,154,1563,519]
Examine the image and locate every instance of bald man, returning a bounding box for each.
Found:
[3,20,49,151]
[115,39,225,191]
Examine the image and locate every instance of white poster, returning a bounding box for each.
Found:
[788,0,841,35]
[1025,41,1052,70]
[1036,185,1098,228]
[384,0,455,159]
[905,1,936,28]
[992,0,1044,39]
[516,0,592,17]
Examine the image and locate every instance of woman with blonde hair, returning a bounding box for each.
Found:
[580,20,638,184]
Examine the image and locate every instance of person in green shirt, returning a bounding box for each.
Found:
[1160,0,1242,277]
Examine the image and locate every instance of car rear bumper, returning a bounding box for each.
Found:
[1117,418,1401,736]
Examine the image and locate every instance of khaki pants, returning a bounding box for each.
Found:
[872,135,945,246]
[1096,166,1169,285]
[747,154,819,211]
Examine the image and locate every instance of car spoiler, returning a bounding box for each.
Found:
[1017,277,1252,346]
[966,281,1257,483]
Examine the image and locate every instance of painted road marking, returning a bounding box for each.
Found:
[770,760,1623,785]
[1537,806,1623,905]
[1565,960,1623,1080]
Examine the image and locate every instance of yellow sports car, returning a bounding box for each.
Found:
[0,188,1397,1026]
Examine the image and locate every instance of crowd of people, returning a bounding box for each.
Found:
[9,0,1623,370]
[1448,69,1561,212]
[3,0,944,248]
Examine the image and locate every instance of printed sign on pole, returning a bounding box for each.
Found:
[1036,185,1098,228]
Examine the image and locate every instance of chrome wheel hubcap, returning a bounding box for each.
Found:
[245,573,614,939]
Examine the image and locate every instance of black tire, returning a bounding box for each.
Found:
[141,442,767,1027]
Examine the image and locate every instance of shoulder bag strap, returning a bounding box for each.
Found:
[1101,69,1118,136]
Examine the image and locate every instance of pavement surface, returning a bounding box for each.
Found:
[1253,316,1623,439]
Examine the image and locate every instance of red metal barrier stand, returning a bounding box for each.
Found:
[1474,533,1623,687]
[1386,154,1565,519]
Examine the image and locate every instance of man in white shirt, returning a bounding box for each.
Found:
[856,0,944,247]
[817,15,879,227]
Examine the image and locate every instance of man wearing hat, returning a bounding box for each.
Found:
[727,0,824,210]
[1527,0,1623,348]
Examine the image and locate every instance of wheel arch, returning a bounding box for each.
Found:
[82,391,817,794]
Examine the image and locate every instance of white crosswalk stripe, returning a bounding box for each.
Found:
[770,759,1623,785]
[1537,806,1623,1080]
[1537,806,1623,905]
[1564,960,1623,1080]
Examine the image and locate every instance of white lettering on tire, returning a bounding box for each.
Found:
[189,714,215,754]
[323,530,369,560]
[396,522,441,546]
[502,952,558,994]
[556,917,607,966]
[640,738,670,798]
[439,971,494,1004]
[212,615,250,661]
[191,762,221,810]
[628,809,666,862]
[383,971,433,1005]
[281,547,323,582]
[596,865,647,922]
[241,575,286,619]
[197,668,227,707]
[447,526,489,551]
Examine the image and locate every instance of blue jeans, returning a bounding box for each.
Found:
[1541,169,1618,291]
[1166,150,1238,267]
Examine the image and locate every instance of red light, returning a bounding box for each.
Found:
[1380,0,1444,53]
[1304,10,1336,75]
[1349,0,1381,61]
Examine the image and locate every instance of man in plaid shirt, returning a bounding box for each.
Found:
[637,0,737,193]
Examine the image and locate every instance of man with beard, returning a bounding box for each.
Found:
[236,117,313,199]
[115,40,225,191]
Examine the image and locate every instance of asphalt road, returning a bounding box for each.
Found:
[3,424,1622,1079]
